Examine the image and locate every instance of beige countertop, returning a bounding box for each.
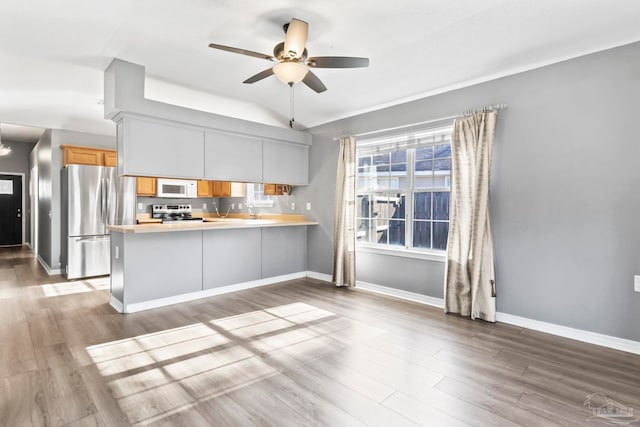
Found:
[110,217,318,234]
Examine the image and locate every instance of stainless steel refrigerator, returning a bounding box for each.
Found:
[63,164,135,279]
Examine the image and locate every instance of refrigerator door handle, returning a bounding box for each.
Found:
[101,177,108,225]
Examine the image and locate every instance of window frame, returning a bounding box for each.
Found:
[355,125,452,261]
[245,183,274,208]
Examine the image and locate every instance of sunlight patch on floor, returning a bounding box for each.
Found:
[39,277,109,297]
[85,302,339,425]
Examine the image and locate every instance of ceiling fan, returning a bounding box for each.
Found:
[208,18,369,93]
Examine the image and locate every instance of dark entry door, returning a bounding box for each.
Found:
[0,174,22,246]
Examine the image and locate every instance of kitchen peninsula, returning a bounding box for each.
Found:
[108,216,318,313]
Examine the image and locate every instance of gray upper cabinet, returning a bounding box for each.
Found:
[262,140,309,185]
[120,117,205,178]
[204,131,262,182]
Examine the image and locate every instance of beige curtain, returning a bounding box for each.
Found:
[444,112,497,322]
[332,137,356,287]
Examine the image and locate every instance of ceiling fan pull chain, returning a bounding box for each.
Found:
[289,82,295,128]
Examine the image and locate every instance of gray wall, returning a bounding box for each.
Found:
[34,130,52,267]
[0,138,36,244]
[305,41,640,341]
[31,128,115,271]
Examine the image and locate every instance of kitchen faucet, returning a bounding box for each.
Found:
[213,202,231,218]
[248,204,257,218]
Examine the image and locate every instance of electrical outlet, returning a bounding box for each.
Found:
[137,202,143,210]
[202,203,207,210]
[306,202,311,210]
[635,275,640,293]
[238,203,242,209]
[231,203,235,210]
[291,202,296,210]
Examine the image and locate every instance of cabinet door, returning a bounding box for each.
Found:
[62,146,105,166]
[262,141,308,185]
[122,117,205,178]
[136,177,156,196]
[197,180,213,197]
[204,132,262,182]
[103,150,117,167]
[261,226,306,278]
[219,182,231,197]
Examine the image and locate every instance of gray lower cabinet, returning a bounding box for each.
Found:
[261,226,307,278]
[203,228,262,289]
[118,231,203,305]
[204,131,262,182]
[119,116,205,178]
[262,140,309,185]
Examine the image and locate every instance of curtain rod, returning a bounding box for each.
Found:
[333,103,508,141]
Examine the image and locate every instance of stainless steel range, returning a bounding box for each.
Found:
[152,204,203,223]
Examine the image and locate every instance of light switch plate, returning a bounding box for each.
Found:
[238,203,242,209]
[635,275,640,292]
[202,203,207,210]
[306,202,311,210]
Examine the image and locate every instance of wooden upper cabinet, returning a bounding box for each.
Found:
[103,151,117,167]
[263,184,291,196]
[136,177,156,196]
[211,181,231,197]
[61,145,117,167]
[197,180,213,197]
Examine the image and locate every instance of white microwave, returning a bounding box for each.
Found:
[156,178,198,198]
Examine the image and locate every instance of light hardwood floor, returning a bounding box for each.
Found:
[1,246,639,426]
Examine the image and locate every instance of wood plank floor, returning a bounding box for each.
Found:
[1,245,639,426]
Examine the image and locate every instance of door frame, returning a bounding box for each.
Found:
[0,172,26,245]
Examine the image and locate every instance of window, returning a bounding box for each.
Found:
[356,125,452,253]
[245,183,274,207]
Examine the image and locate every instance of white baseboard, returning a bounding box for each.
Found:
[495,312,640,356]
[306,271,333,282]
[37,255,63,276]
[121,272,307,313]
[356,280,445,309]
[304,271,640,356]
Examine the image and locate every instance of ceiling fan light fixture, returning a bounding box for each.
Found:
[273,61,309,85]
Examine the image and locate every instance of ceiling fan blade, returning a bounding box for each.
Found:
[243,67,275,84]
[208,43,275,61]
[302,71,327,93]
[307,56,369,68]
[283,18,308,59]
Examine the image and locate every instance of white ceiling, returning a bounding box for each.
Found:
[1,0,640,142]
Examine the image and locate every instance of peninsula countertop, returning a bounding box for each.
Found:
[108,215,318,234]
